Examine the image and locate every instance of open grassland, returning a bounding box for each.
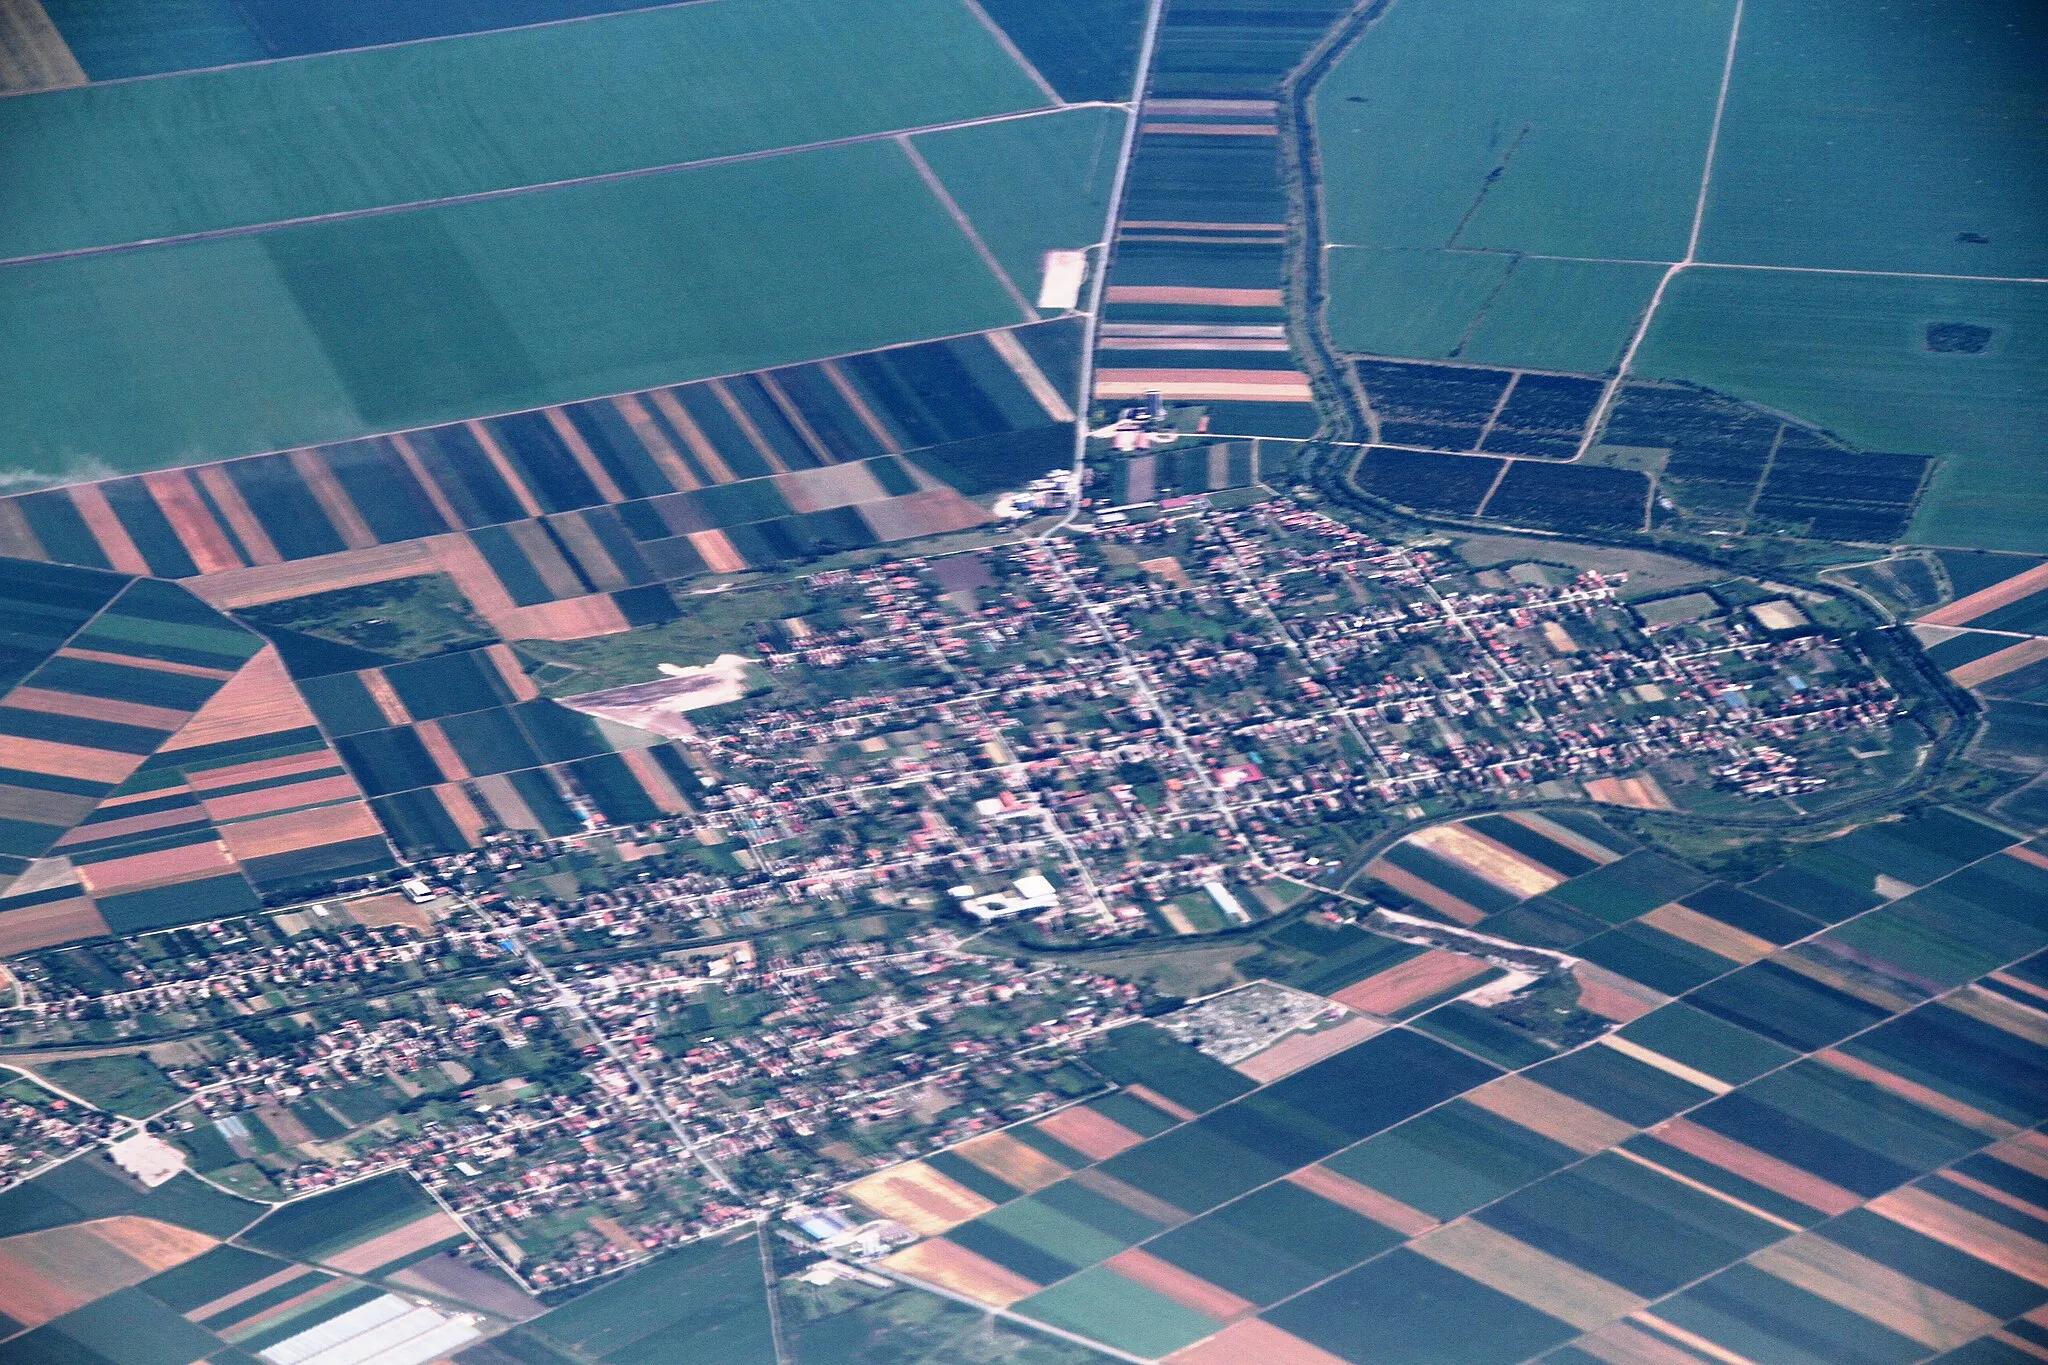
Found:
[0,139,1030,476]
[0,0,1049,259]
[1633,269,2048,551]
[1696,0,2048,279]
[1313,0,1733,263]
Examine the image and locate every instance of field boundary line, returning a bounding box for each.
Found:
[1325,242,2048,287]
[0,103,1108,270]
[1571,0,1747,462]
[978,824,2044,1361]
[0,0,731,101]
[1049,0,1169,534]
[896,134,1039,324]
[954,0,1064,106]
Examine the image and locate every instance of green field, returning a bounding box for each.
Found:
[1635,268,2048,550]
[1457,257,1666,373]
[242,1170,434,1260]
[530,1234,775,1365]
[0,138,1028,477]
[1314,0,1734,261]
[1084,1023,1255,1114]
[0,0,1049,259]
[1265,1248,1576,1365]
[914,106,1125,314]
[1696,0,2048,278]
[1325,248,1663,374]
[1015,1266,1222,1359]
[31,1055,181,1117]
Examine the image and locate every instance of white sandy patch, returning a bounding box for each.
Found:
[1037,250,1088,311]
[561,655,757,738]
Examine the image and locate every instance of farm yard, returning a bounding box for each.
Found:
[1306,0,2047,551]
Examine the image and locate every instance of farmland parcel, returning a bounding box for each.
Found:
[0,137,1050,475]
[1309,0,2046,549]
[0,0,1051,259]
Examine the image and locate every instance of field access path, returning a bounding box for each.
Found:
[0,102,1116,271]
[1570,0,1747,462]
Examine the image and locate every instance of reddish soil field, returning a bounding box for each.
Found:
[1287,1166,1436,1236]
[822,362,902,452]
[325,1211,461,1275]
[1572,963,1665,1022]
[1106,286,1284,307]
[1361,858,1486,924]
[0,897,111,954]
[1466,1075,1634,1154]
[494,596,632,640]
[1921,561,2048,626]
[66,484,149,574]
[844,1162,994,1235]
[1120,1084,1196,1122]
[619,748,689,814]
[858,489,990,542]
[546,408,627,505]
[413,721,469,783]
[1036,1106,1145,1161]
[163,648,313,751]
[1650,1117,1859,1215]
[1815,1048,2017,1137]
[642,391,730,483]
[187,749,336,793]
[955,1131,1069,1191]
[687,529,748,575]
[0,734,138,784]
[1107,1248,1250,1319]
[289,449,377,550]
[386,435,468,531]
[8,685,190,733]
[1070,1168,1188,1225]
[193,466,280,564]
[1331,950,1489,1015]
[77,839,235,895]
[1164,1319,1348,1365]
[184,543,437,610]
[463,422,545,518]
[883,1237,1038,1307]
[220,802,382,862]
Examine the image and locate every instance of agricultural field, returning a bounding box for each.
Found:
[1307,0,2046,552]
[0,315,1087,871]
[0,561,396,953]
[0,0,1128,481]
[1088,0,1351,440]
[856,804,2048,1363]
[1,0,1049,258]
[3,1,2044,1358]
[0,1154,528,1365]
